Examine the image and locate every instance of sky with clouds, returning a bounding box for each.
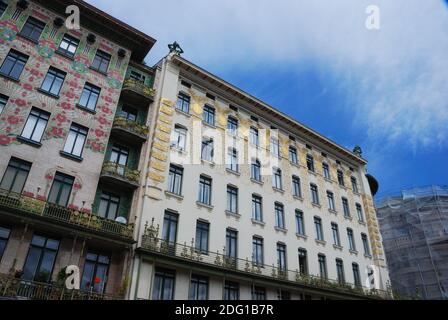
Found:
[88,0,448,199]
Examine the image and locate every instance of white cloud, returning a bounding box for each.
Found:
[88,0,448,150]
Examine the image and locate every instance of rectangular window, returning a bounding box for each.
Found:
[201,138,214,162]
[342,198,350,218]
[314,216,324,241]
[225,229,238,259]
[79,83,101,111]
[189,275,208,300]
[352,263,361,287]
[0,94,8,114]
[0,50,29,80]
[277,243,287,271]
[0,2,7,17]
[347,228,356,251]
[273,168,282,189]
[295,210,305,236]
[356,203,364,222]
[0,157,31,193]
[152,268,175,300]
[23,234,59,283]
[223,281,239,300]
[162,211,178,245]
[81,252,110,293]
[289,146,298,164]
[336,259,345,284]
[97,192,120,220]
[198,175,212,205]
[20,16,46,42]
[252,195,263,221]
[0,226,11,261]
[91,50,111,73]
[119,105,138,122]
[176,92,190,113]
[318,254,327,279]
[63,123,88,158]
[202,105,215,125]
[292,176,302,197]
[275,202,285,229]
[351,177,359,193]
[270,138,280,157]
[129,70,146,83]
[57,34,79,58]
[251,159,261,181]
[298,249,308,275]
[251,286,266,300]
[195,221,209,253]
[40,67,66,96]
[227,116,238,135]
[327,191,335,211]
[20,107,50,143]
[249,127,259,146]
[323,163,331,179]
[310,184,319,204]
[331,223,341,246]
[171,125,187,151]
[168,164,183,195]
[306,155,315,172]
[48,172,74,207]
[227,185,238,214]
[227,148,239,172]
[337,170,345,186]
[109,144,129,176]
[252,237,264,266]
[362,233,371,256]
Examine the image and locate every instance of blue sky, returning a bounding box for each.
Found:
[88,0,448,199]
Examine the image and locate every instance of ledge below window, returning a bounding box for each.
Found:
[250,178,263,186]
[196,201,214,210]
[274,226,288,234]
[88,66,108,77]
[55,50,75,61]
[251,219,265,227]
[225,168,241,176]
[328,209,338,215]
[296,234,308,240]
[225,210,241,219]
[16,136,42,148]
[76,104,97,115]
[36,88,60,100]
[333,244,344,251]
[349,250,359,256]
[0,72,20,82]
[59,151,83,162]
[272,187,285,194]
[315,239,327,246]
[164,191,184,201]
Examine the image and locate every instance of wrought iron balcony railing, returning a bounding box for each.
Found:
[140,220,392,300]
[0,189,134,241]
[0,274,120,300]
[112,116,149,141]
[122,78,155,100]
[101,162,141,188]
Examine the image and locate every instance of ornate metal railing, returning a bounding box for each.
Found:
[122,78,155,100]
[141,220,393,300]
[112,116,149,139]
[0,274,120,300]
[0,189,134,240]
[101,162,141,185]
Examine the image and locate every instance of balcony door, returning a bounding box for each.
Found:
[109,144,129,176]
[22,235,60,283]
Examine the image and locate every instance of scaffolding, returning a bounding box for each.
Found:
[376,186,448,299]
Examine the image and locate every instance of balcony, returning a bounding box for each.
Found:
[139,221,392,300]
[0,274,120,300]
[100,162,141,189]
[111,116,149,144]
[0,189,134,243]
[121,78,155,103]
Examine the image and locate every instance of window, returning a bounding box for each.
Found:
[202,105,215,125]
[198,175,212,205]
[189,275,208,300]
[224,281,239,300]
[63,123,88,158]
[327,191,335,211]
[171,125,187,151]
[97,192,120,220]
[331,223,341,246]
[352,263,361,287]
[273,168,282,189]
[314,216,324,241]
[109,145,129,175]
[23,235,59,283]
[48,172,74,207]
[252,237,264,266]
[337,170,345,186]
[0,1,7,17]
[298,249,308,275]
[176,92,190,113]
[251,159,261,181]
[0,157,31,193]
[201,138,214,162]
[342,198,350,218]
[91,50,111,73]
[277,243,287,271]
[226,185,238,214]
[195,221,209,253]
[356,203,364,222]
[119,105,137,122]
[347,228,356,251]
[152,268,175,300]
[20,107,50,143]
[270,137,280,157]
[295,210,305,236]
[318,254,327,279]
[81,252,110,293]
[227,148,238,172]
[306,154,315,172]
[79,83,101,111]
[336,259,345,284]
[289,146,298,164]
[162,211,178,245]
[20,17,46,42]
[225,229,238,259]
[323,163,330,179]
[129,70,146,83]
[252,195,263,222]
[310,184,319,204]
[40,67,66,96]
[57,34,79,58]
[362,233,371,256]
[249,127,259,146]
[0,94,8,114]
[351,177,359,193]
[292,176,302,197]
[0,227,10,261]
[0,50,29,79]
[275,202,285,229]
[168,164,183,195]
[227,116,238,135]
[252,286,266,300]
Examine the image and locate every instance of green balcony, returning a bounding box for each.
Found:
[112,116,149,143]
[0,189,135,243]
[122,78,155,102]
[100,162,141,189]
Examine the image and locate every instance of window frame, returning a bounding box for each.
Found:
[91,49,111,74]
[57,33,80,58]
[0,49,29,80]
